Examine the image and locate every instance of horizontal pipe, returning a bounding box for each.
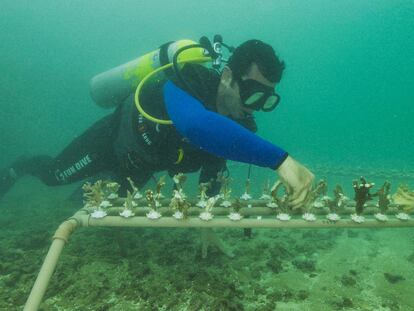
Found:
[82,215,414,229]
[101,205,409,217]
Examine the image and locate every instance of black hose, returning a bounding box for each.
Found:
[172,43,206,101]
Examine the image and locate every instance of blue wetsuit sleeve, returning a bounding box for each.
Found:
[163,81,288,169]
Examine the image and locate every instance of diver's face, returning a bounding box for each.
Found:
[244,63,276,88]
[217,63,276,119]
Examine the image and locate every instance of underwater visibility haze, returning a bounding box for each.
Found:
[0,0,414,310]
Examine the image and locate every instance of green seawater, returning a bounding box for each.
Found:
[1,1,413,310]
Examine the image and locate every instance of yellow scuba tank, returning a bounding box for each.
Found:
[90,39,206,108]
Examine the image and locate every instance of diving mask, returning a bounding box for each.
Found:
[238,79,280,112]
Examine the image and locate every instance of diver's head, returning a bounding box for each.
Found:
[216,39,285,119]
[228,39,285,84]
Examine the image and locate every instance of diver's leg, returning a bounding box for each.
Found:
[0,166,20,199]
[0,113,119,199]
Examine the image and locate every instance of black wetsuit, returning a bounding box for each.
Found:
[3,64,257,196]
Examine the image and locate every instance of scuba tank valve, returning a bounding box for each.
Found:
[212,34,223,69]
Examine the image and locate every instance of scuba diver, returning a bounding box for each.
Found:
[0,37,314,209]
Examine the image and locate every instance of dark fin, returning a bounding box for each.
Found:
[0,168,18,201]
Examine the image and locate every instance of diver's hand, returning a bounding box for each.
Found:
[276,156,314,210]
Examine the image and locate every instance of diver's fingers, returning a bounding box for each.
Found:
[288,187,312,210]
[272,180,282,190]
[272,180,285,194]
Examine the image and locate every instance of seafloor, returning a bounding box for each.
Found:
[1,176,414,311]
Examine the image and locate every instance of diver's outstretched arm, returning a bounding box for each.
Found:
[164,81,314,210]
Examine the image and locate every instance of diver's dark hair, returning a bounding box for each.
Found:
[227,39,285,83]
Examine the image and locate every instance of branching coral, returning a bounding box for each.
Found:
[300,180,329,220]
[145,190,157,210]
[199,196,219,221]
[120,191,135,218]
[315,179,328,197]
[270,180,289,213]
[240,178,252,200]
[105,182,120,200]
[333,185,349,210]
[170,189,190,219]
[145,189,161,219]
[82,180,112,218]
[374,181,391,213]
[226,198,243,221]
[126,177,143,200]
[82,180,105,208]
[269,180,292,222]
[352,177,374,215]
[155,176,166,200]
[260,179,272,200]
[197,182,210,208]
[205,196,219,214]
[218,174,232,199]
[217,174,232,207]
[170,173,190,219]
[173,173,187,191]
[307,179,329,211]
